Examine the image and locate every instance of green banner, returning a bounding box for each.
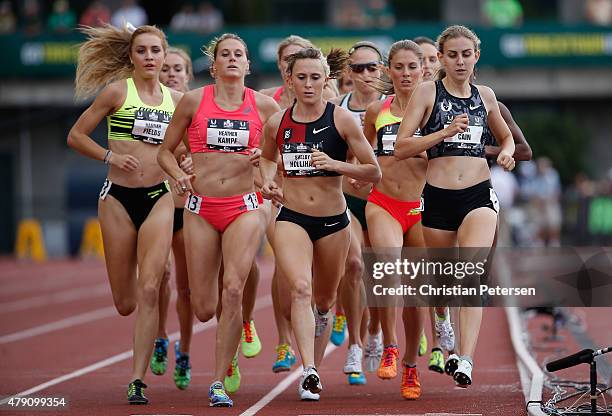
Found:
[1,23,611,77]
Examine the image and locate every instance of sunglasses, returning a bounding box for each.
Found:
[349,61,382,73]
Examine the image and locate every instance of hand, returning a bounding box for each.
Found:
[109,153,140,172]
[497,150,515,171]
[312,150,338,172]
[249,148,262,167]
[261,180,283,205]
[174,174,196,196]
[179,154,194,174]
[445,114,469,138]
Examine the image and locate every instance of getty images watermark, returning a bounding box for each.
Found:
[362,247,612,307]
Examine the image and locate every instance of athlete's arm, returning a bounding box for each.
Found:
[67,81,140,171]
[259,112,283,203]
[312,107,380,183]
[485,101,532,161]
[157,89,198,193]
[253,93,282,188]
[394,81,466,160]
[363,100,382,148]
[479,86,515,171]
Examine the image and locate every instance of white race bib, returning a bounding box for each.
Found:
[282,152,314,171]
[206,119,250,151]
[443,125,483,145]
[132,109,171,144]
[185,194,202,214]
[243,192,260,211]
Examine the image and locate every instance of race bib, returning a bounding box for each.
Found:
[185,194,202,214]
[489,188,500,213]
[132,109,171,144]
[443,125,483,146]
[99,179,112,200]
[243,192,260,211]
[206,118,250,152]
[381,124,398,154]
[281,143,322,176]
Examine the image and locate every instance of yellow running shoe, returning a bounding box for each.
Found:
[224,351,241,393]
[241,319,262,358]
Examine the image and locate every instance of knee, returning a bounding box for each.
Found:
[138,283,159,309]
[193,303,216,323]
[291,279,312,304]
[315,294,335,313]
[346,255,364,282]
[222,282,243,309]
[114,298,136,316]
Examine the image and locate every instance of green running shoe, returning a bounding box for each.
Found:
[174,352,191,390]
[241,319,262,358]
[224,351,241,393]
[127,379,148,405]
[428,348,445,374]
[418,331,428,357]
[150,338,168,375]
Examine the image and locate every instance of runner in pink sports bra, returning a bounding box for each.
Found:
[157,33,280,407]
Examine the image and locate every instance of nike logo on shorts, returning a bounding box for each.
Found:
[324,221,340,227]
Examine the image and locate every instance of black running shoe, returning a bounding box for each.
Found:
[127,379,148,405]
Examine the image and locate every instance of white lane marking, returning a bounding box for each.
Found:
[239,343,338,416]
[298,414,482,416]
[0,306,117,344]
[0,283,109,313]
[0,295,272,405]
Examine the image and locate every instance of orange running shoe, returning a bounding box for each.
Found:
[400,364,421,400]
[377,345,399,379]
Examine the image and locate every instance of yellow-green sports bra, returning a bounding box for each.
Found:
[107,78,175,145]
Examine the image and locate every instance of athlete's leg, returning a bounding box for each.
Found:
[172,227,193,354]
[341,217,365,347]
[157,257,172,339]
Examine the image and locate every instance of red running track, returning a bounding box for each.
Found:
[0,258,525,415]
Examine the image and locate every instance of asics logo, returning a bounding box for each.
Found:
[469,103,481,111]
[324,221,339,227]
[313,126,330,134]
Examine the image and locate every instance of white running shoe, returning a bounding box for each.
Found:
[364,331,383,373]
[298,381,320,401]
[454,359,473,388]
[314,308,330,338]
[445,353,459,376]
[343,344,363,374]
[302,366,322,394]
[435,309,455,351]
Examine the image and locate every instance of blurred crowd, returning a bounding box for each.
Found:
[491,158,612,247]
[1,0,611,35]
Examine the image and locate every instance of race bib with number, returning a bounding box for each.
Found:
[206,118,250,152]
[185,194,202,214]
[243,192,260,211]
[132,109,171,145]
[99,179,112,200]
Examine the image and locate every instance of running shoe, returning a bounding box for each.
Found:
[418,331,428,356]
[174,340,182,361]
[127,379,148,405]
[428,348,445,374]
[209,381,233,407]
[174,352,191,390]
[298,380,320,401]
[400,365,421,400]
[314,308,330,338]
[348,372,367,385]
[377,345,399,379]
[330,313,347,346]
[241,319,262,358]
[150,337,169,375]
[343,344,363,374]
[454,358,473,387]
[434,309,455,351]
[364,331,383,373]
[445,353,459,376]
[224,351,241,393]
[272,343,296,373]
[302,366,322,394]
